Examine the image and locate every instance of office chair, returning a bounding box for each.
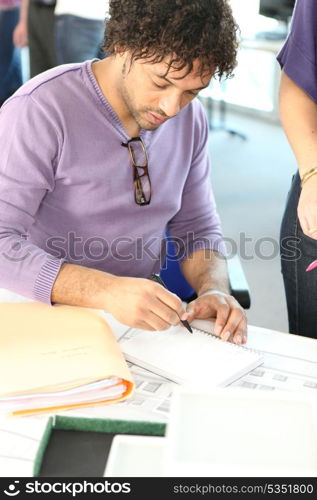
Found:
[160,234,251,309]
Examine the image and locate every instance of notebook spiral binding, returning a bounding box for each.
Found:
[191,326,263,358]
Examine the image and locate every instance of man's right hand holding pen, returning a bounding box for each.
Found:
[52,264,246,343]
[104,276,246,344]
[104,275,191,332]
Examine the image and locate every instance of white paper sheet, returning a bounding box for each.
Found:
[0,416,50,477]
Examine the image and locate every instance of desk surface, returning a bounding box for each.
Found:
[0,290,317,477]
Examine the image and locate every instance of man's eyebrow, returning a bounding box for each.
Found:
[155,73,209,91]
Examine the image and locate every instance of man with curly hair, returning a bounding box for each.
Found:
[0,0,247,343]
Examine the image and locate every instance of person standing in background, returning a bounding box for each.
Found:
[13,0,56,78]
[54,0,108,64]
[278,0,317,339]
[0,0,23,106]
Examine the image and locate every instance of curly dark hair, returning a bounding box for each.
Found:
[103,0,239,79]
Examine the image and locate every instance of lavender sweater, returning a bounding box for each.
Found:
[0,61,225,304]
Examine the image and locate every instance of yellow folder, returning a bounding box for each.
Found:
[0,302,134,416]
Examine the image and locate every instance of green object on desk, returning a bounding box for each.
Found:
[54,415,166,435]
[33,416,166,477]
[33,417,54,477]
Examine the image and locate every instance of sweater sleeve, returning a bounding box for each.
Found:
[167,102,227,261]
[0,95,65,303]
[277,0,317,104]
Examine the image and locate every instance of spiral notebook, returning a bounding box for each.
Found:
[119,324,263,387]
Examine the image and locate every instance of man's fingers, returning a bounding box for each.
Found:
[136,320,156,331]
[149,298,183,327]
[141,310,175,331]
[187,295,231,336]
[233,318,248,344]
[155,285,187,320]
[130,281,188,330]
[232,320,247,344]
[220,306,246,344]
[185,302,197,323]
[213,301,230,336]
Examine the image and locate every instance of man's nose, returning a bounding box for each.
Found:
[159,94,181,117]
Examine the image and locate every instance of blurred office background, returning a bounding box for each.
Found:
[199,0,296,332]
[0,0,296,332]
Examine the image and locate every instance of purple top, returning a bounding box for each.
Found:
[0,61,225,304]
[277,0,317,103]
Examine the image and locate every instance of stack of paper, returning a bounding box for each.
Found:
[0,302,134,416]
[0,415,50,476]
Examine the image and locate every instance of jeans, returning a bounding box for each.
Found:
[0,7,22,103]
[280,172,317,338]
[28,1,57,77]
[55,15,105,64]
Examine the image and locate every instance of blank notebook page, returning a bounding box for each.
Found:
[119,325,263,387]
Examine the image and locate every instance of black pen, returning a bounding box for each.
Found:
[151,273,193,333]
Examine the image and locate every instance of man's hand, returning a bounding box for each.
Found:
[185,290,247,344]
[104,276,189,331]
